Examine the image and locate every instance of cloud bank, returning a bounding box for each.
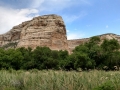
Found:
[0,0,90,40]
[0,7,38,34]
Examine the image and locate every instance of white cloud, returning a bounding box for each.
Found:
[106,25,109,28]
[0,0,91,34]
[67,30,70,33]
[67,31,85,40]
[0,7,39,34]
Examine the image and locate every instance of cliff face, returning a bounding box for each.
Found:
[0,14,68,51]
[0,21,28,48]
[68,33,120,52]
[17,15,68,51]
[0,14,120,53]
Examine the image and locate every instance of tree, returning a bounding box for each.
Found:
[101,39,120,52]
[85,36,100,49]
[89,36,100,45]
[44,58,59,69]
[73,52,95,70]
[73,44,89,54]
[101,39,120,69]
[73,36,101,69]
[17,47,34,70]
[63,53,76,70]
[0,48,12,69]
[32,46,52,69]
[8,49,24,70]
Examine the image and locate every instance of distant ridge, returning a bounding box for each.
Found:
[0,14,120,53]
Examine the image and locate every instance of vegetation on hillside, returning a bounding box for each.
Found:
[0,36,120,70]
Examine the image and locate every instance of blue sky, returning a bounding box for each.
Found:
[0,0,120,39]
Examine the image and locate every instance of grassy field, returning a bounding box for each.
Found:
[0,69,120,90]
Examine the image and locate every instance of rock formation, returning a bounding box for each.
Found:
[0,14,68,51]
[68,33,120,52]
[0,14,120,53]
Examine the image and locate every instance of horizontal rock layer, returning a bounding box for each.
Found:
[0,14,120,53]
[68,33,120,52]
[0,14,69,51]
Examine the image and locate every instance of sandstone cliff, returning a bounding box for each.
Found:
[1,20,31,48]
[0,14,120,53]
[0,14,68,51]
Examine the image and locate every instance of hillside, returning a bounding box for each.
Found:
[0,14,120,53]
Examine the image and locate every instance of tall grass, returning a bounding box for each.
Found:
[0,70,120,90]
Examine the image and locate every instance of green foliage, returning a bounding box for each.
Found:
[73,44,89,54]
[17,47,35,70]
[0,37,120,71]
[101,39,120,52]
[73,37,120,70]
[73,52,95,70]
[32,46,53,69]
[93,81,115,90]
[0,70,120,90]
[89,36,100,45]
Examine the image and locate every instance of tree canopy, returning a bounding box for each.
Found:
[0,37,120,71]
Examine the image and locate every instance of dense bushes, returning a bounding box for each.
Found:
[72,37,120,70]
[0,37,120,70]
[0,46,68,70]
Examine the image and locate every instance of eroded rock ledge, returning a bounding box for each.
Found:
[68,33,120,52]
[0,14,120,53]
[0,14,68,51]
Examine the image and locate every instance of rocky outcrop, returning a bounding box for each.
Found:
[0,14,120,53]
[68,33,120,52]
[0,20,31,48]
[17,14,68,51]
[0,14,68,51]
[68,38,89,52]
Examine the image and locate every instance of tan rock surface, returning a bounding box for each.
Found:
[0,14,120,53]
[0,20,30,48]
[0,14,69,51]
[67,33,120,52]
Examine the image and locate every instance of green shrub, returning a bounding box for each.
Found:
[93,81,115,90]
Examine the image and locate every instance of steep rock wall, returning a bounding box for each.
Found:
[0,14,120,53]
[17,15,68,51]
[0,14,69,51]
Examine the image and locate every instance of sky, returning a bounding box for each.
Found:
[0,0,120,40]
